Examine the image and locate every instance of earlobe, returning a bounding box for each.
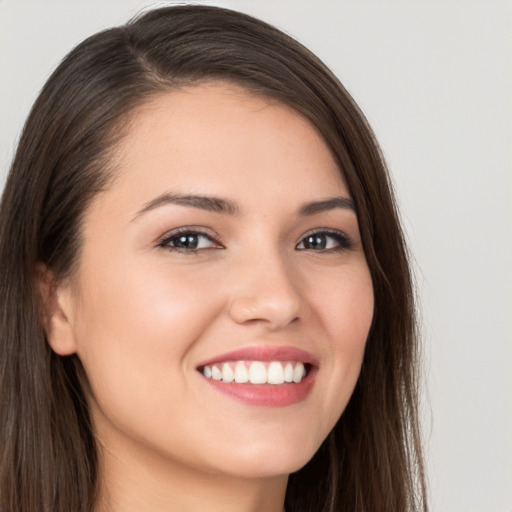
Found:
[35,263,78,356]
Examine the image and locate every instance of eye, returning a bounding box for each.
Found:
[158,229,222,252]
[296,230,353,252]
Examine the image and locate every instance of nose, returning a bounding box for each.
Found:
[227,250,305,331]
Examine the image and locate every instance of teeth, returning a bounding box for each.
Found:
[249,361,267,384]
[284,362,293,383]
[211,365,222,381]
[292,362,306,383]
[221,363,234,383]
[267,361,285,384]
[234,361,249,383]
[202,361,308,385]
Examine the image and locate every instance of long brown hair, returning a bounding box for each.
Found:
[0,5,427,512]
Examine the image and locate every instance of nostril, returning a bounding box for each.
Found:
[227,294,303,330]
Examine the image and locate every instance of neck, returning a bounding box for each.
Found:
[94,436,288,512]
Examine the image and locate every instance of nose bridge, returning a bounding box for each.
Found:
[227,244,304,329]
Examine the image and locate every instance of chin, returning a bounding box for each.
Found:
[209,432,323,479]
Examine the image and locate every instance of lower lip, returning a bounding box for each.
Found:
[200,369,316,407]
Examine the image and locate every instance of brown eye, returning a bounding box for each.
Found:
[302,234,329,250]
[159,230,220,251]
[173,234,202,249]
[296,230,353,251]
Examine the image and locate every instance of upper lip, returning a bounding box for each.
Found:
[196,346,319,369]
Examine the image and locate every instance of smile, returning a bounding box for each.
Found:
[200,361,308,385]
[196,347,318,407]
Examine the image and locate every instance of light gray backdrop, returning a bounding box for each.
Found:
[1,1,511,511]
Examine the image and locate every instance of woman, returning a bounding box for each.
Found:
[0,5,427,512]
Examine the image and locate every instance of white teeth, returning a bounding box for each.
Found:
[292,362,305,383]
[211,365,222,380]
[221,363,234,383]
[249,361,267,384]
[267,361,285,384]
[284,362,294,383]
[202,361,309,385]
[234,361,249,383]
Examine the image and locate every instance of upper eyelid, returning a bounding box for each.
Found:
[300,227,345,236]
[297,227,350,241]
[157,227,222,247]
[296,228,354,250]
[156,226,352,247]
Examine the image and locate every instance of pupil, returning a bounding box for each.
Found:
[177,234,198,249]
[306,235,326,249]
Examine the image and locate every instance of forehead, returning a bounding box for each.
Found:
[105,82,348,212]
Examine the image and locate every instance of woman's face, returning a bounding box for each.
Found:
[50,82,374,479]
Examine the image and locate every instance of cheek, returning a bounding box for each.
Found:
[315,263,374,348]
[69,261,232,468]
[309,263,373,418]
[71,259,223,413]
[77,256,221,345]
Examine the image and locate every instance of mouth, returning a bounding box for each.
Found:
[198,360,311,385]
[196,346,318,407]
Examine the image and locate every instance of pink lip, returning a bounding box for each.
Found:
[201,372,317,407]
[196,346,318,408]
[196,346,319,368]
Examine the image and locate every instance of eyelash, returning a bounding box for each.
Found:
[296,229,354,252]
[157,228,354,253]
[157,227,222,252]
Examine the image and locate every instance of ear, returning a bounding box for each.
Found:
[35,263,78,356]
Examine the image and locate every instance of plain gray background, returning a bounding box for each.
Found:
[1,1,511,510]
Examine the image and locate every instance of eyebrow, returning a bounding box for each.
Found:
[298,197,355,216]
[134,193,241,219]
[133,192,355,220]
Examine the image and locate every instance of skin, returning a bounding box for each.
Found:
[44,82,374,512]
